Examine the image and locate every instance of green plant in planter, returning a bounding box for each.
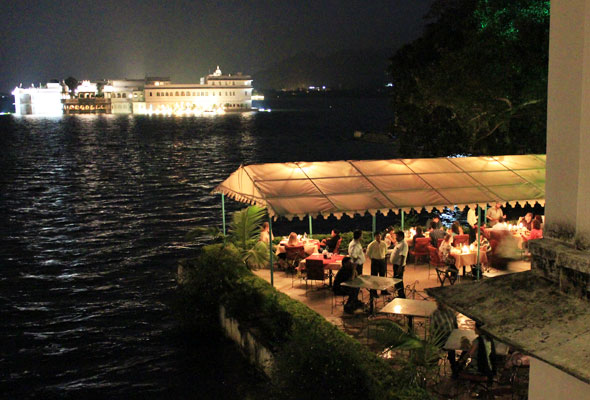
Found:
[185,225,225,243]
[186,205,270,269]
[372,319,445,389]
[226,205,269,269]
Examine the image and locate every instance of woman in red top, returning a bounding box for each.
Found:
[521,219,543,247]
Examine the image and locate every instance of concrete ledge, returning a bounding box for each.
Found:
[529,238,590,297]
[427,271,590,384]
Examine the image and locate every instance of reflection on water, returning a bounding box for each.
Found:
[0,97,395,398]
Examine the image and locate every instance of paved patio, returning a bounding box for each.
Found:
[254,257,531,398]
[254,257,530,326]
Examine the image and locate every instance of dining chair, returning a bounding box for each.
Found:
[331,291,347,314]
[284,245,305,271]
[285,245,306,287]
[427,246,444,278]
[453,234,469,246]
[304,258,327,295]
[410,237,431,265]
[333,237,343,254]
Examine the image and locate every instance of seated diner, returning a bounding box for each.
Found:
[429,222,446,248]
[521,219,543,247]
[286,232,300,246]
[259,221,273,244]
[438,234,459,277]
[412,226,425,247]
[491,216,509,231]
[518,212,534,231]
[333,257,362,314]
[320,229,341,253]
[457,322,497,384]
[450,221,464,236]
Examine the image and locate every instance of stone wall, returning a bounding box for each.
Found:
[219,305,274,378]
[529,238,590,298]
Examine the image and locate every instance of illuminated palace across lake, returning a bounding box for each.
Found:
[12,66,253,116]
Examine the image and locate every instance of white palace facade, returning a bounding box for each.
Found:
[144,66,253,115]
[12,66,253,116]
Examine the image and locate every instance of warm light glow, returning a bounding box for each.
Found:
[393,305,402,313]
[462,245,469,253]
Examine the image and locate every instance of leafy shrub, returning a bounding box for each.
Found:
[176,244,245,332]
[179,244,432,399]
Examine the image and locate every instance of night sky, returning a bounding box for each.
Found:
[0,0,432,93]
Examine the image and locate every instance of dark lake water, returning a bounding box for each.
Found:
[0,96,397,398]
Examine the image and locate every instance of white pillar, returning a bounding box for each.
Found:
[529,358,590,400]
[546,0,590,236]
[533,1,590,396]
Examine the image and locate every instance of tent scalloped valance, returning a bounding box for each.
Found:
[212,155,545,219]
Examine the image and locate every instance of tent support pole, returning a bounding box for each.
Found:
[372,214,376,240]
[401,210,405,231]
[477,206,481,280]
[308,215,313,238]
[269,215,274,287]
[221,193,226,236]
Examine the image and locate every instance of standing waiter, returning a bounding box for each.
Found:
[366,232,389,297]
[389,231,408,298]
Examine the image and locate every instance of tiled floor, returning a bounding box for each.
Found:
[253,258,531,398]
[254,258,531,324]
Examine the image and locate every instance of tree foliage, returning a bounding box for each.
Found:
[185,205,270,269]
[64,76,78,96]
[389,0,549,157]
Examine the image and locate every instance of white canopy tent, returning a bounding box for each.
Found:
[213,155,545,219]
[213,154,545,286]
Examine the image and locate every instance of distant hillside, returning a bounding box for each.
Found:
[252,48,396,91]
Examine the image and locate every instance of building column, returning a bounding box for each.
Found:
[546,0,590,237]
[529,1,590,399]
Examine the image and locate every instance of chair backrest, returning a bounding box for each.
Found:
[428,246,443,266]
[414,237,430,252]
[306,259,325,280]
[285,245,305,259]
[454,234,469,246]
[333,237,342,254]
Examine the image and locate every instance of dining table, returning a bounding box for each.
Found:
[450,245,488,276]
[298,253,344,286]
[341,275,401,314]
[510,230,526,249]
[379,298,437,332]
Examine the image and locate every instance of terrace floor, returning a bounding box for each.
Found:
[254,257,531,399]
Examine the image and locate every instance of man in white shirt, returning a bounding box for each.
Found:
[366,232,388,296]
[389,231,409,298]
[491,216,509,231]
[348,230,365,275]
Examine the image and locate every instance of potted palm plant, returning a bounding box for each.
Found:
[186,205,270,270]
